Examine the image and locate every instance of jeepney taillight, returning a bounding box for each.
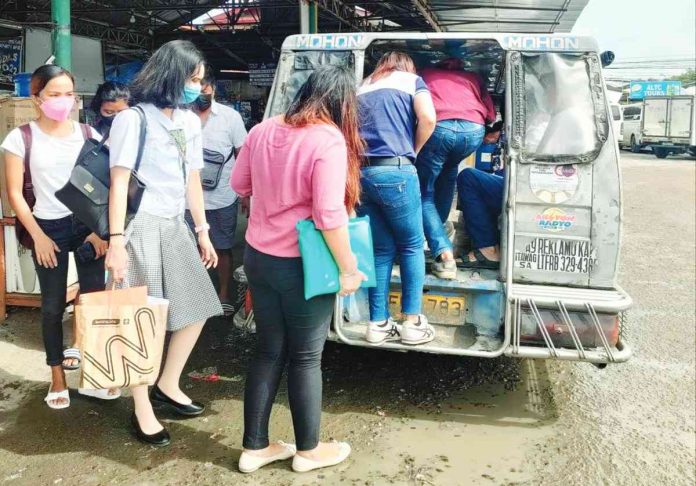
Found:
[519,308,619,348]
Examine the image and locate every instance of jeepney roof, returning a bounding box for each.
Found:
[282,33,599,53]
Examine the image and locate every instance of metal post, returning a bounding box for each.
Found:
[308,1,318,33]
[51,0,71,70]
[299,0,309,34]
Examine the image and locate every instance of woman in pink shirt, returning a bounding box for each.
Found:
[231,65,364,474]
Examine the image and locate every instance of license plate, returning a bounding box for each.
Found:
[389,292,466,325]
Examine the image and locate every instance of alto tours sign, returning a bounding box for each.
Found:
[629,81,682,100]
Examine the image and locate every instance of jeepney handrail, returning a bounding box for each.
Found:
[557,300,587,360]
[505,337,632,363]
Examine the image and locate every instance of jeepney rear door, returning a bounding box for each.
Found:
[505,51,619,288]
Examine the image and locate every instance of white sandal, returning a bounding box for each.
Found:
[44,386,70,410]
[292,442,351,473]
[239,441,297,473]
[78,388,122,400]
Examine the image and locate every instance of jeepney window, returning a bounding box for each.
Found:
[523,53,605,160]
[269,50,354,117]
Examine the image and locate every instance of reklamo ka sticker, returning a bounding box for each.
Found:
[515,238,596,274]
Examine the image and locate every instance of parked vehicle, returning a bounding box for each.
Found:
[641,95,696,158]
[621,103,645,152]
[610,103,623,145]
[235,32,632,366]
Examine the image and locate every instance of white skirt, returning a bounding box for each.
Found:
[115,211,223,331]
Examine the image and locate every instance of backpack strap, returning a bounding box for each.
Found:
[131,105,148,173]
[18,124,33,187]
[79,123,91,140]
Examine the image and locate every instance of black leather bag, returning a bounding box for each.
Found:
[200,147,233,190]
[55,106,148,239]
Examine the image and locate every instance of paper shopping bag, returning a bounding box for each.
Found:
[76,287,169,389]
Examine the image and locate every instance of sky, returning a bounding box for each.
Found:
[572,0,696,81]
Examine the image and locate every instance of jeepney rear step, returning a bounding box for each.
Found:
[505,283,633,364]
[331,265,507,357]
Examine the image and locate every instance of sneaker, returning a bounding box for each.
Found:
[469,335,503,352]
[432,258,457,280]
[366,318,401,345]
[401,315,435,345]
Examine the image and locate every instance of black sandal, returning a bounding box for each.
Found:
[460,249,500,270]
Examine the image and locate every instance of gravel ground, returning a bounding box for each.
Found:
[0,151,693,486]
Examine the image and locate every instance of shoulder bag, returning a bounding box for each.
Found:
[55,106,148,240]
[200,148,234,190]
[296,216,376,300]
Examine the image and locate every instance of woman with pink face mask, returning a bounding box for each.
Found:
[1,65,110,409]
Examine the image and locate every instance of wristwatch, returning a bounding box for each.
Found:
[195,223,210,234]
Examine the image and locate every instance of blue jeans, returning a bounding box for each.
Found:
[357,164,424,321]
[457,168,505,249]
[416,120,485,257]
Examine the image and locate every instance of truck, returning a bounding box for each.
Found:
[640,95,696,158]
[234,32,633,367]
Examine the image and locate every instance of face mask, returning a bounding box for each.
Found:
[39,96,75,121]
[194,94,213,111]
[100,115,115,127]
[182,84,202,104]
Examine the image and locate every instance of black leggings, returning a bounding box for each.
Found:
[33,216,104,366]
[243,245,334,451]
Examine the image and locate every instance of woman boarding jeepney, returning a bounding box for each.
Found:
[357,51,437,346]
[106,40,222,447]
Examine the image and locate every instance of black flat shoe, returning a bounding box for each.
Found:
[150,385,205,417]
[131,413,170,447]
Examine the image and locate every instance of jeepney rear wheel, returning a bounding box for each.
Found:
[630,135,641,153]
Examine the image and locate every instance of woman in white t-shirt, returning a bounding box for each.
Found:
[1,65,112,409]
[106,40,223,447]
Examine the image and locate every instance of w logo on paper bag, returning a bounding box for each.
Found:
[82,308,161,389]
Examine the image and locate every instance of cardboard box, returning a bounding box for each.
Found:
[0,95,78,217]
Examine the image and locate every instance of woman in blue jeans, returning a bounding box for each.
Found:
[357,52,437,346]
[417,58,496,279]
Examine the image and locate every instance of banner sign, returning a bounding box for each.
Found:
[248,62,276,87]
[0,38,22,85]
[629,81,682,100]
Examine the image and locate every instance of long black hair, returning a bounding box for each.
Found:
[284,65,363,210]
[30,64,75,96]
[90,81,130,113]
[130,40,205,108]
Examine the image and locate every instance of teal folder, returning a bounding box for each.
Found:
[296,216,377,300]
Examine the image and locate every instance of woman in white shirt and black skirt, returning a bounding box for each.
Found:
[106,40,223,446]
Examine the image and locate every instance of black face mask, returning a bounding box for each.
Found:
[194,94,213,112]
[100,115,115,127]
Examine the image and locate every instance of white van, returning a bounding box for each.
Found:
[621,103,644,152]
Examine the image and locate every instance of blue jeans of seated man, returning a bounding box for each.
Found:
[357,164,425,322]
[457,168,505,249]
[416,119,485,258]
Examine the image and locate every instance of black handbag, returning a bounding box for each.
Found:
[55,106,148,239]
[200,147,234,190]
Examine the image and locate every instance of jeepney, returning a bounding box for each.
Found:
[234,32,632,366]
